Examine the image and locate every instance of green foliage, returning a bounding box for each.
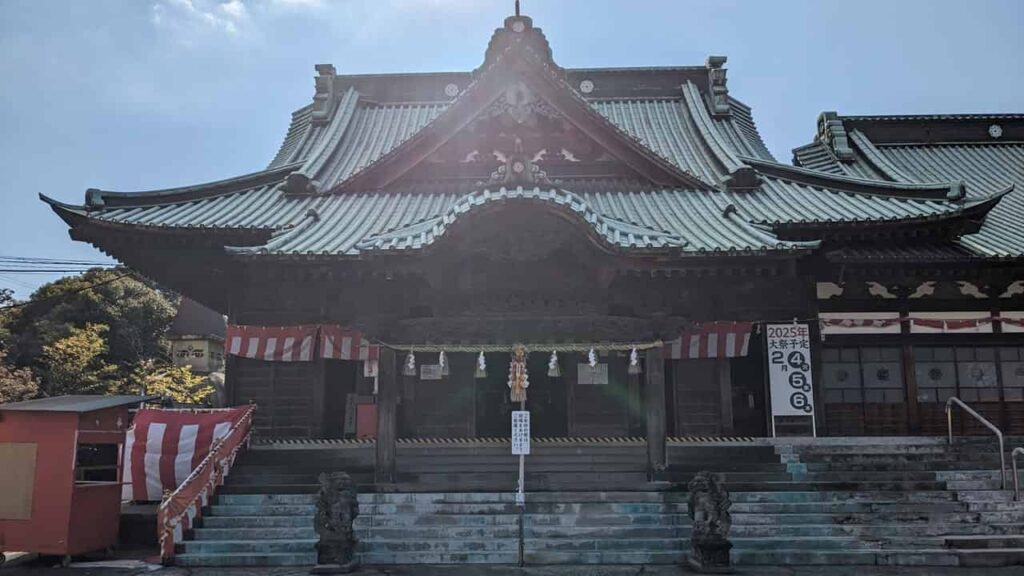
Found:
[138,362,214,405]
[0,350,39,404]
[5,268,177,370]
[40,323,120,396]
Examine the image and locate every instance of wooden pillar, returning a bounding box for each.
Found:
[312,359,326,438]
[717,359,734,435]
[645,347,667,477]
[375,347,397,484]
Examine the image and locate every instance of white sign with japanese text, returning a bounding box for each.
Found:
[766,324,815,417]
[511,410,530,455]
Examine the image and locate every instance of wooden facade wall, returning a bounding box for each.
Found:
[229,358,323,438]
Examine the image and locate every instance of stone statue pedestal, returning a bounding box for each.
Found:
[310,560,359,574]
[686,538,734,574]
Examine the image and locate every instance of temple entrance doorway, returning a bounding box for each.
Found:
[474,352,568,438]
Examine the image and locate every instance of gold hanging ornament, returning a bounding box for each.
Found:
[474,351,487,378]
[508,344,529,403]
[547,350,561,378]
[403,350,417,377]
[628,347,642,375]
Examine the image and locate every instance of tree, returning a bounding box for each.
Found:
[137,362,214,405]
[0,350,39,404]
[4,268,177,377]
[40,323,120,396]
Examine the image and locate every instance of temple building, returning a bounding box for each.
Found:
[43,10,1023,474]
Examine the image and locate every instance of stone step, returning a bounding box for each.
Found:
[358,551,520,564]
[205,504,316,516]
[192,527,317,540]
[807,462,1007,472]
[730,523,997,538]
[174,552,317,567]
[180,539,317,555]
[721,481,949,492]
[731,512,985,525]
[522,538,685,552]
[358,539,519,553]
[730,536,878,551]
[729,501,966,514]
[520,551,685,564]
[946,480,1004,490]
[956,549,1024,567]
[354,514,519,527]
[217,493,317,505]
[525,513,689,527]
[219,483,319,494]
[201,515,312,528]
[359,491,689,504]
[523,525,690,539]
[969,500,1024,512]
[730,490,956,503]
[731,549,959,566]
[363,502,689,515]
[956,490,1017,502]
[946,535,1024,549]
[362,526,521,540]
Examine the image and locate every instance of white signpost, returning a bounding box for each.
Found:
[511,410,530,506]
[766,323,817,437]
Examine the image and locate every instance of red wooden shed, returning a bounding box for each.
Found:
[0,395,157,566]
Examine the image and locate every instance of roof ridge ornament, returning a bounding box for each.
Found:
[705,56,731,117]
[481,6,556,71]
[311,64,337,126]
[817,111,855,162]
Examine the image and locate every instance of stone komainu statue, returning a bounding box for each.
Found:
[686,471,733,573]
[312,472,359,574]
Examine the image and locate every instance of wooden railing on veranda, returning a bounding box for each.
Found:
[156,404,256,564]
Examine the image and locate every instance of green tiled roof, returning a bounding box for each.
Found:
[226,186,816,257]
[793,114,1023,257]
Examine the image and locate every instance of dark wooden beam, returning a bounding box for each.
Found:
[645,347,667,478]
[375,347,398,484]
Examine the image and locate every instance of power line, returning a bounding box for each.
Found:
[0,272,134,311]
[0,255,111,266]
[0,268,116,273]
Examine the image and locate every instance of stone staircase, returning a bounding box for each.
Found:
[173,437,1024,567]
[729,438,1024,567]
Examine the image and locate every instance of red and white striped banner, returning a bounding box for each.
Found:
[320,325,380,376]
[122,406,250,502]
[910,317,993,331]
[226,324,317,362]
[821,318,901,328]
[668,321,753,360]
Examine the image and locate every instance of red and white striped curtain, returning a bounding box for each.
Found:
[667,321,753,360]
[226,324,317,362]
[122,406,250,502]
[225,324,379,374]
[320,325,379,376]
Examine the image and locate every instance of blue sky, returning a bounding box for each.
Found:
[1,0,1021,298]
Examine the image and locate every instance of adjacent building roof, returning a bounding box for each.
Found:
[169,297,226,340]
[0,394,159,413]
[793,113,1023,258]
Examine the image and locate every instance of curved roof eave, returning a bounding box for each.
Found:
[78,162,302,209]
[741,155,966,201]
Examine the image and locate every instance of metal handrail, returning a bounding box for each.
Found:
[946,397,1006,490]
[1013,447,1024,501]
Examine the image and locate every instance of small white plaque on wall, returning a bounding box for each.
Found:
[577,363,609,385]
